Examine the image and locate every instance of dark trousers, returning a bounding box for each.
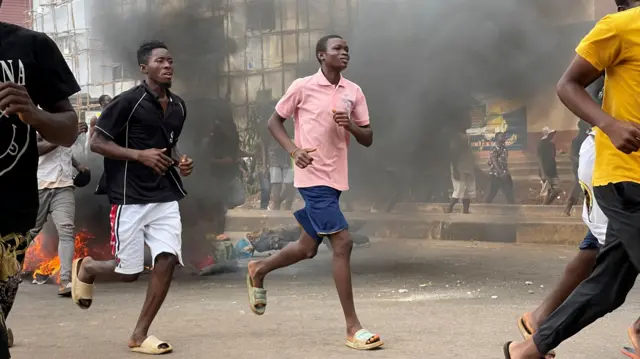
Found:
[485,174,515,204]
[533,182,640,354]
[259,174,270,210]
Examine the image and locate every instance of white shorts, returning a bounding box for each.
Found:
[270,166,294,184]
[110,201,183,275]
[451,172,476,199]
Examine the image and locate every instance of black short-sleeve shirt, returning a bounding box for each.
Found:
[94,82,188,205]
[0,23,80,234]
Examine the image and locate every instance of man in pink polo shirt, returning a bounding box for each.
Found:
[246,35,382,350]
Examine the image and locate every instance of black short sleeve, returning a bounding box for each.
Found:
[30,33,80,109]
[95,94,132,140]
[174,99,187,142]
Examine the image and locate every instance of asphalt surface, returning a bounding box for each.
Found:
[8,239,640,359]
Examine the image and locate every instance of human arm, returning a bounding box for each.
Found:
[557,15,640,153]
[270,79,315,168]
[335,88,373,147]
[0,34,81,146]
[90,94,173,174]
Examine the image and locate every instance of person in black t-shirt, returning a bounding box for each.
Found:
[73,41,194,354]
[0,13,81,357]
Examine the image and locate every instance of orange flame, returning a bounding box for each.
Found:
[23,229,108,284]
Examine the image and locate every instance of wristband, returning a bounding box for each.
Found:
[290,148,300,158]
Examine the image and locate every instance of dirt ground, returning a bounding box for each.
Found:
[8,239,639,359]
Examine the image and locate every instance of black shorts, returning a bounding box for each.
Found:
[594,182,640,270]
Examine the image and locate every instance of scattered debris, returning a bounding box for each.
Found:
[540,285,544,288]
[398,289,409,293]
[491,296,498,299]
[525,281,533,286]
[528,290,535,294]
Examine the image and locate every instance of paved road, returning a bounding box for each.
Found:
[8,239,639,359]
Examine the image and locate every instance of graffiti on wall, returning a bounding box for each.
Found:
[467,98,527,151]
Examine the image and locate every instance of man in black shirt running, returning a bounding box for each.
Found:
[73,41,194,355]
[0,4,81,357]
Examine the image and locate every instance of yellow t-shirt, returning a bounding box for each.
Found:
[576,7,640,186]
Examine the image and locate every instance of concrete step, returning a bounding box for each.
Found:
[226,209,587,246]
[508,166,573,177]
[386,203,579,217]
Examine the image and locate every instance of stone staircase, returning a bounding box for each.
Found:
[475,154,575,204]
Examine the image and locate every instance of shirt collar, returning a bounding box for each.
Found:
[142,80,174,102]
[314,69,346,87]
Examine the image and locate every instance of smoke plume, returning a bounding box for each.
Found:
[78,0,595,230]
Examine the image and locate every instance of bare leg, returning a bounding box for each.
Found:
[78,257,140,284]
[507,340,554,359]
[271,183,283,210]
[529,249,597,330]
[248,231,319,288]
[329,230,362,338]
[128,253,178,348]
[631,317,640,349]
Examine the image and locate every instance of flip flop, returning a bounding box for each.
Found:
[58,281,72,297]
[71,258,94,309]
[503,341,555,359]
[131,335,173,355]
[517,313,556,357]
[504,342,513,359]
[345,329,384,350]
[7,328,13,348]
[246,273,267,315]
[622,327,640,359]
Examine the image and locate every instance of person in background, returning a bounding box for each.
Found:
[504,1,640,357]
[75,41,194,354]
[267,129,295,210]
[208,101,243,237]
[29,122,90,296]
[246,34,383,350]
[445,126,476,214]
[563,120,591,216]
[537,126,558,205]
[89,94,112,140]
[0,7,81,356]
[485,132,515,204]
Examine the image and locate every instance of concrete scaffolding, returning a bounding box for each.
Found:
[28,0,136,116]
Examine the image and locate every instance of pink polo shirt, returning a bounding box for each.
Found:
[275,69,370,191]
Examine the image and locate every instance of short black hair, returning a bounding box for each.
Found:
[98,94,110,105]
[137,40,168,66]
[315,35,343,64]
[616,0,630,6]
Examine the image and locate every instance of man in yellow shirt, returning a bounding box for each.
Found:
[504,1,640,358]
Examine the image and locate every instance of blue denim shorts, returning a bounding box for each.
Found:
[578,230,601,251]
[294,186,349,241]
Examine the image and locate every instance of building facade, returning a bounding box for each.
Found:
[0,0,30,27]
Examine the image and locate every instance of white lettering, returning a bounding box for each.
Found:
[17,60,25,85]
[0,60,26,85]
[1,60,14,83]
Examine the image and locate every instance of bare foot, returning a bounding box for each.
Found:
[247,260,264,288]
[507,340,555,359]
[77,257,96,284]
[526,311,541,333]
[346,324,364,339]
[629,322,640,350]
[127,332,170,350]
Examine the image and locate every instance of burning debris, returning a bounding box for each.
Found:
[22,230,111,285]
